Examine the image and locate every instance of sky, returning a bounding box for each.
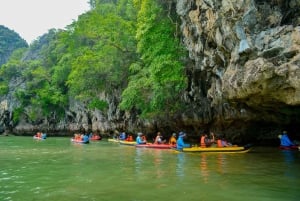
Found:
[0,0,90,44]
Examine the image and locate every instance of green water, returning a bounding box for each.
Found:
[0,136,299,201]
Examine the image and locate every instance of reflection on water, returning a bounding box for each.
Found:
[1,138,300,201]
[197,154,228,183]
[152,149,164,179]
[281,150,295,163]
[200,154,209,183]
[176,152,185,178]
[134,148,143,175]
[135,148,167,179]
[281,150,297,179]
[216,154,227,174]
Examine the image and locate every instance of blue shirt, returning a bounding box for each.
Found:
[280,134,294,146]
[136,136,146,144]
[120,132,126,140]
[177,136,188,151]
[83,135,89,143]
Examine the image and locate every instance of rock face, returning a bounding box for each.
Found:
[0,26,27,134]
[1,1,300,143]
[176,0,300,141]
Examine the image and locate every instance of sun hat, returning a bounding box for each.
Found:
[179,131,186,136]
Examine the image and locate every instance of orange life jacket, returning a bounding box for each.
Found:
[169,137,176,145]
[200,136,206,147]
[126,135,133,141]
[217,139,223,147]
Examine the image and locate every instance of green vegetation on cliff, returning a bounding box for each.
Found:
[120,0,187,117]
[0,25,28,66]
[0,0,187,125]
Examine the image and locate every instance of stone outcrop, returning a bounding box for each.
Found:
[176,0,300,141]
[1,0,300,144]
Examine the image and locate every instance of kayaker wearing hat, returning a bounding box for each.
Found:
[176,132,190,151]
[168,133,177,145]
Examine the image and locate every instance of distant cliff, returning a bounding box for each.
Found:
[0,25,28,66]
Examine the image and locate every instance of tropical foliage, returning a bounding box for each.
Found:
[0,0,187,123]
[120,0,187,118]
[0,25,28,66]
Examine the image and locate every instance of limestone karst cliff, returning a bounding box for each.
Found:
[176,0,300,142]
[0,0,300,144]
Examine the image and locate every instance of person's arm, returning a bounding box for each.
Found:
[210,132,215,143]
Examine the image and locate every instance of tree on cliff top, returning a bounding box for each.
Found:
[0,25,28,66]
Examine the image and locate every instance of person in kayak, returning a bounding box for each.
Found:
[177,132,189,151]
[136,133,147,144]
[216,136,232,147]
[280,131,295,147]
[154,132,166,144]
[169,133,177,145]
[126,134,133,141]
[200,132,215,147]
[35,132,41,138]
[41,133,47,139]
[119,132,126,140]
[82,133,90,144]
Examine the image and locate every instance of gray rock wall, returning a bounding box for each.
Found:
[176,0,300,140]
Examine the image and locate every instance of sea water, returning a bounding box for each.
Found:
[0,136,299,201]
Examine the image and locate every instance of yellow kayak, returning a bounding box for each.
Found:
[108,138,119,143]
[119,140,136,146]
[182,146,251,153]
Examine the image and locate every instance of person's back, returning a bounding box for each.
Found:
[83,134,89,144]
[177,136,184,150]
[154,136,161,144]
[280,131,294,146]
[169,133,177,145]
[154,132,165,144]
[126,135,133,141]
[41,133,47,139]
[136,136,144,144]
[120,132,126,140]
[217,139,223,147]
[200,134,207,147]
[177,132,189,151]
